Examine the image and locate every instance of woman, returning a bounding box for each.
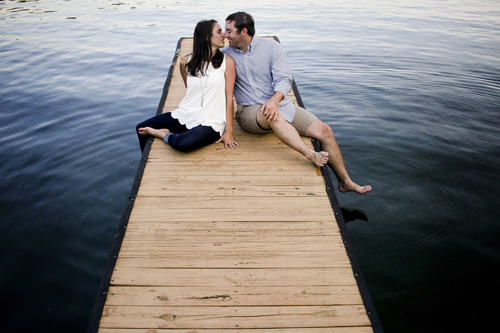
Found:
[136,20,238,152]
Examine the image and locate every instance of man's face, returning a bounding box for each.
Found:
[224,20,244,49]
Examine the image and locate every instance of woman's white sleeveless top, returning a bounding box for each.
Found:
[171,55,226,135]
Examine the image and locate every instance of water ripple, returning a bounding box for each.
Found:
[354,197,389,214]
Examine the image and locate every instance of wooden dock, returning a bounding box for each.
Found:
[87,38,382,332]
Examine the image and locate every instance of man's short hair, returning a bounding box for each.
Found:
[226,11,255,36]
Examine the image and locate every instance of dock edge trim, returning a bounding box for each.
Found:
[289,58,384,333]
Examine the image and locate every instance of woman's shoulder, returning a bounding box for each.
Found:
[180,54,192,65]
[224,54,234,66]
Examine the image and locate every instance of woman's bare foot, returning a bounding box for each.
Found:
[307,150,329,167]
[339,180,372,194]
[138,127,170,139]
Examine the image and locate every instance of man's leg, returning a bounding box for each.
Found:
[256,111,329,167]
[304,119,372,194]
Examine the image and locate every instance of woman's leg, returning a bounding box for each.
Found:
[136,112,187,152]
[167,125,221,152]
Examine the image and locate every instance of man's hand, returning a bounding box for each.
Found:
[259,99,279,121]
[259,92,284,121]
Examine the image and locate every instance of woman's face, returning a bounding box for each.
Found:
[210,22,225,49]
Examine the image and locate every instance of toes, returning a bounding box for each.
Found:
[356,185,372,194]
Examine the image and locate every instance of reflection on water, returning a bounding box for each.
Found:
[1,0,500,332]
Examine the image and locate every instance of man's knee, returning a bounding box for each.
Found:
[256,111,274,130]
[321,122,334,137]
[308,120,334,140]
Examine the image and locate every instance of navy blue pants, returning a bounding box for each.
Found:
[136,112,221,153]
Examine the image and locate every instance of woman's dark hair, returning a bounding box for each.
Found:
[225,12,255,36]
[186,19,224,77]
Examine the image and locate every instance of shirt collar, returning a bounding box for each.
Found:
[247,35,260,52]
[233,35,259,54]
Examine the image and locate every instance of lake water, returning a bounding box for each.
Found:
[1,0,499,332]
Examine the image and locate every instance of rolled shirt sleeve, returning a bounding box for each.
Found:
[270,45,293,98]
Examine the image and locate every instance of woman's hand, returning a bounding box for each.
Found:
[220,56,238,150]
[216,132,239,149]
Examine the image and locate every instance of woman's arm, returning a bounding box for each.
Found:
[179,55,189,88]
[216,55,238,149]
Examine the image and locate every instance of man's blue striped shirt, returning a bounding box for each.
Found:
[222,35,296,122]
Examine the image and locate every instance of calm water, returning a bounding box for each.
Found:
[1,0,499,332]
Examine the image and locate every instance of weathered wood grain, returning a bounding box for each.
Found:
[100,305,370,329]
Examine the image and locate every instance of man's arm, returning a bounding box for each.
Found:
[270,44,293,98]
[260,42,293,121]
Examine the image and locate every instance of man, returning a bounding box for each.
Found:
[222,12,371,194]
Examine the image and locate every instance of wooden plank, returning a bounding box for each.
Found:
[147,147,319,161]
[122,221,341,236]
[114,251,351,269]
[137,186,327,197]
[119,235,343,245]
[139,165,321,174]
[120,250,340,260]
[128,211,334,222]
[114,258,351,269]
[100,328,373,333]
[141,169,323,177]
[128,198,335,222]
[142,159,319,167]
[138,175,325,186]
[105,285,364,306]
[99,305,371,329]
[109,268,358,287]
[119,239,343,253]
[140,171,322,181]
[137,181,326,196]
[129,196,334,210]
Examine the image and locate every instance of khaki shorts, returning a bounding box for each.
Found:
[235,104,318,136]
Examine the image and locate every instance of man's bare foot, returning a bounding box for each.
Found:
[138,127,170,139]
[339,180,372,195]
[308,150,329,167]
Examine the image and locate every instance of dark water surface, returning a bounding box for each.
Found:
[1,0,499,332]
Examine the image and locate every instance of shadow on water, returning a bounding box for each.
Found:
[341,207,368,223]
[341,196,389,223]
